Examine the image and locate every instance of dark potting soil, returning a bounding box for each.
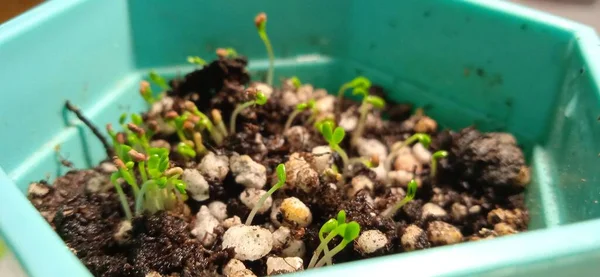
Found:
[28,56,530,277]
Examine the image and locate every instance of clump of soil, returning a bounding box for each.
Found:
[29,55,530,277]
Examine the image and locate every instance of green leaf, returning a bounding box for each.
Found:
[365,96,386,109]
[147,154,160,170]
[290,76,301,89]
[332,127,345,145]
[319,219,338,237]
[125,161,135,169]
[131,113,143,125]
[349,76,371,89]
[321,122,333,142]
[149,70,169,90]
[110,172,121,184]
[187,56,207,66]
[156,176,168,188]
[336,210,346,225]
[334,223,347,237]
[406,179,418,200]
[177,142,196,158]
[276,164,286,182]
[255,92,268,105]
[307,99,316,109]
[416,134,432,148]
[296,103,308,111]
[158,158,169,172]
[352,87,368,98]
[343,221,361,242]
[119,113,128,125]
[225,48,238,58]
[433,150,448,159]
[173,180,187,194]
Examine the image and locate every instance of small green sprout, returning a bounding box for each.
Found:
[187,56,207,67]
[216,47,238,59]
[211,109,228,137]
[255,12,275,86]
[308,210,361,268]
[320,122,349,171]
[192,132,208,156]
[112,152,140,195]
[184,101,224,146]
[284,99,316,132]
[307,210,347,267]
[135,147,188,215]
[246,164,286,226]
[149,70,169,91]
[229,89,268,134]
[381,179,418,218]
[139,80,160,105]
[351,87,386,144]
[385,133,432,171]
[348,154,380,169]
[289,76,302,89]
[336,76,371,111]
[176,142,197,161]
[110,168,133,220]
[430,150,448,178]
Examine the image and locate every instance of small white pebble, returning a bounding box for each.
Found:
[284,126,311,150]
[229,269,257,277]
[412,142,432,164]
[371,164,387,181]
[199,152,229,182]
[85,173,110,193]
[27,182,50,197]
[266,257,304,275]
[223,259,246,276]
[280,197,313,227]
[208,201,228,221]
[339,113,358,132]
[281,91,300,108]
[272,226,291,249]
[348,175,374,197]
[182,169,210,201]
[281,239,306,258]
[422,203,448,220]
[148,96,174,117]
[356,138,388,161]
[401,225,427,251]
[253,82,274,98]
[222,216,242,229]
[387,170,414,187]
[145,271,162,277]
[191,206,220,247]
[451,203,468,221]
[230,155,267,189]
[427,221,463,246]
[355,230,388,254]
[99,162,118,174]
[394,152,422,173]
[239,188,272,214]
[315,95,335,114]
[469,205,481,215]
[222,225,273,261]
[311,146,332,174]
[296,84,314,103]
[113,220,132,244]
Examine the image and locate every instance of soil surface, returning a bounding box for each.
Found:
[29,56,530,277]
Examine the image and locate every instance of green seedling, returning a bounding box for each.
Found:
[315,221,360,267]
[289,76,302,89]
[350,87,386,144]
[385,133,432,171]
[245,164,286,225]
[192,132,208,156]
[135,147,187,215]
[110,169,133,220]
[284,99,316,131]
[211,109,228,137]
[320,122,349,171]
[229,89,268,134]
[254,12,275,86]
[187,56,207,67]
[176,142,197,161]
[381,179,418,218]
[139,80,160,105]
[149,70,169,91]
[348,154,380,169]
[430,150,448,178]
[216,47,238,59]
[184,101,224,146]
[336,76,371,112]
[112,151,140,195]
[308,210,347,268]
[127,121,150,154]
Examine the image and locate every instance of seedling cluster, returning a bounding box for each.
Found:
[308,210,361,268]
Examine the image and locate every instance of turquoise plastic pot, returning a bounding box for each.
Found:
[1,0,599,276]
